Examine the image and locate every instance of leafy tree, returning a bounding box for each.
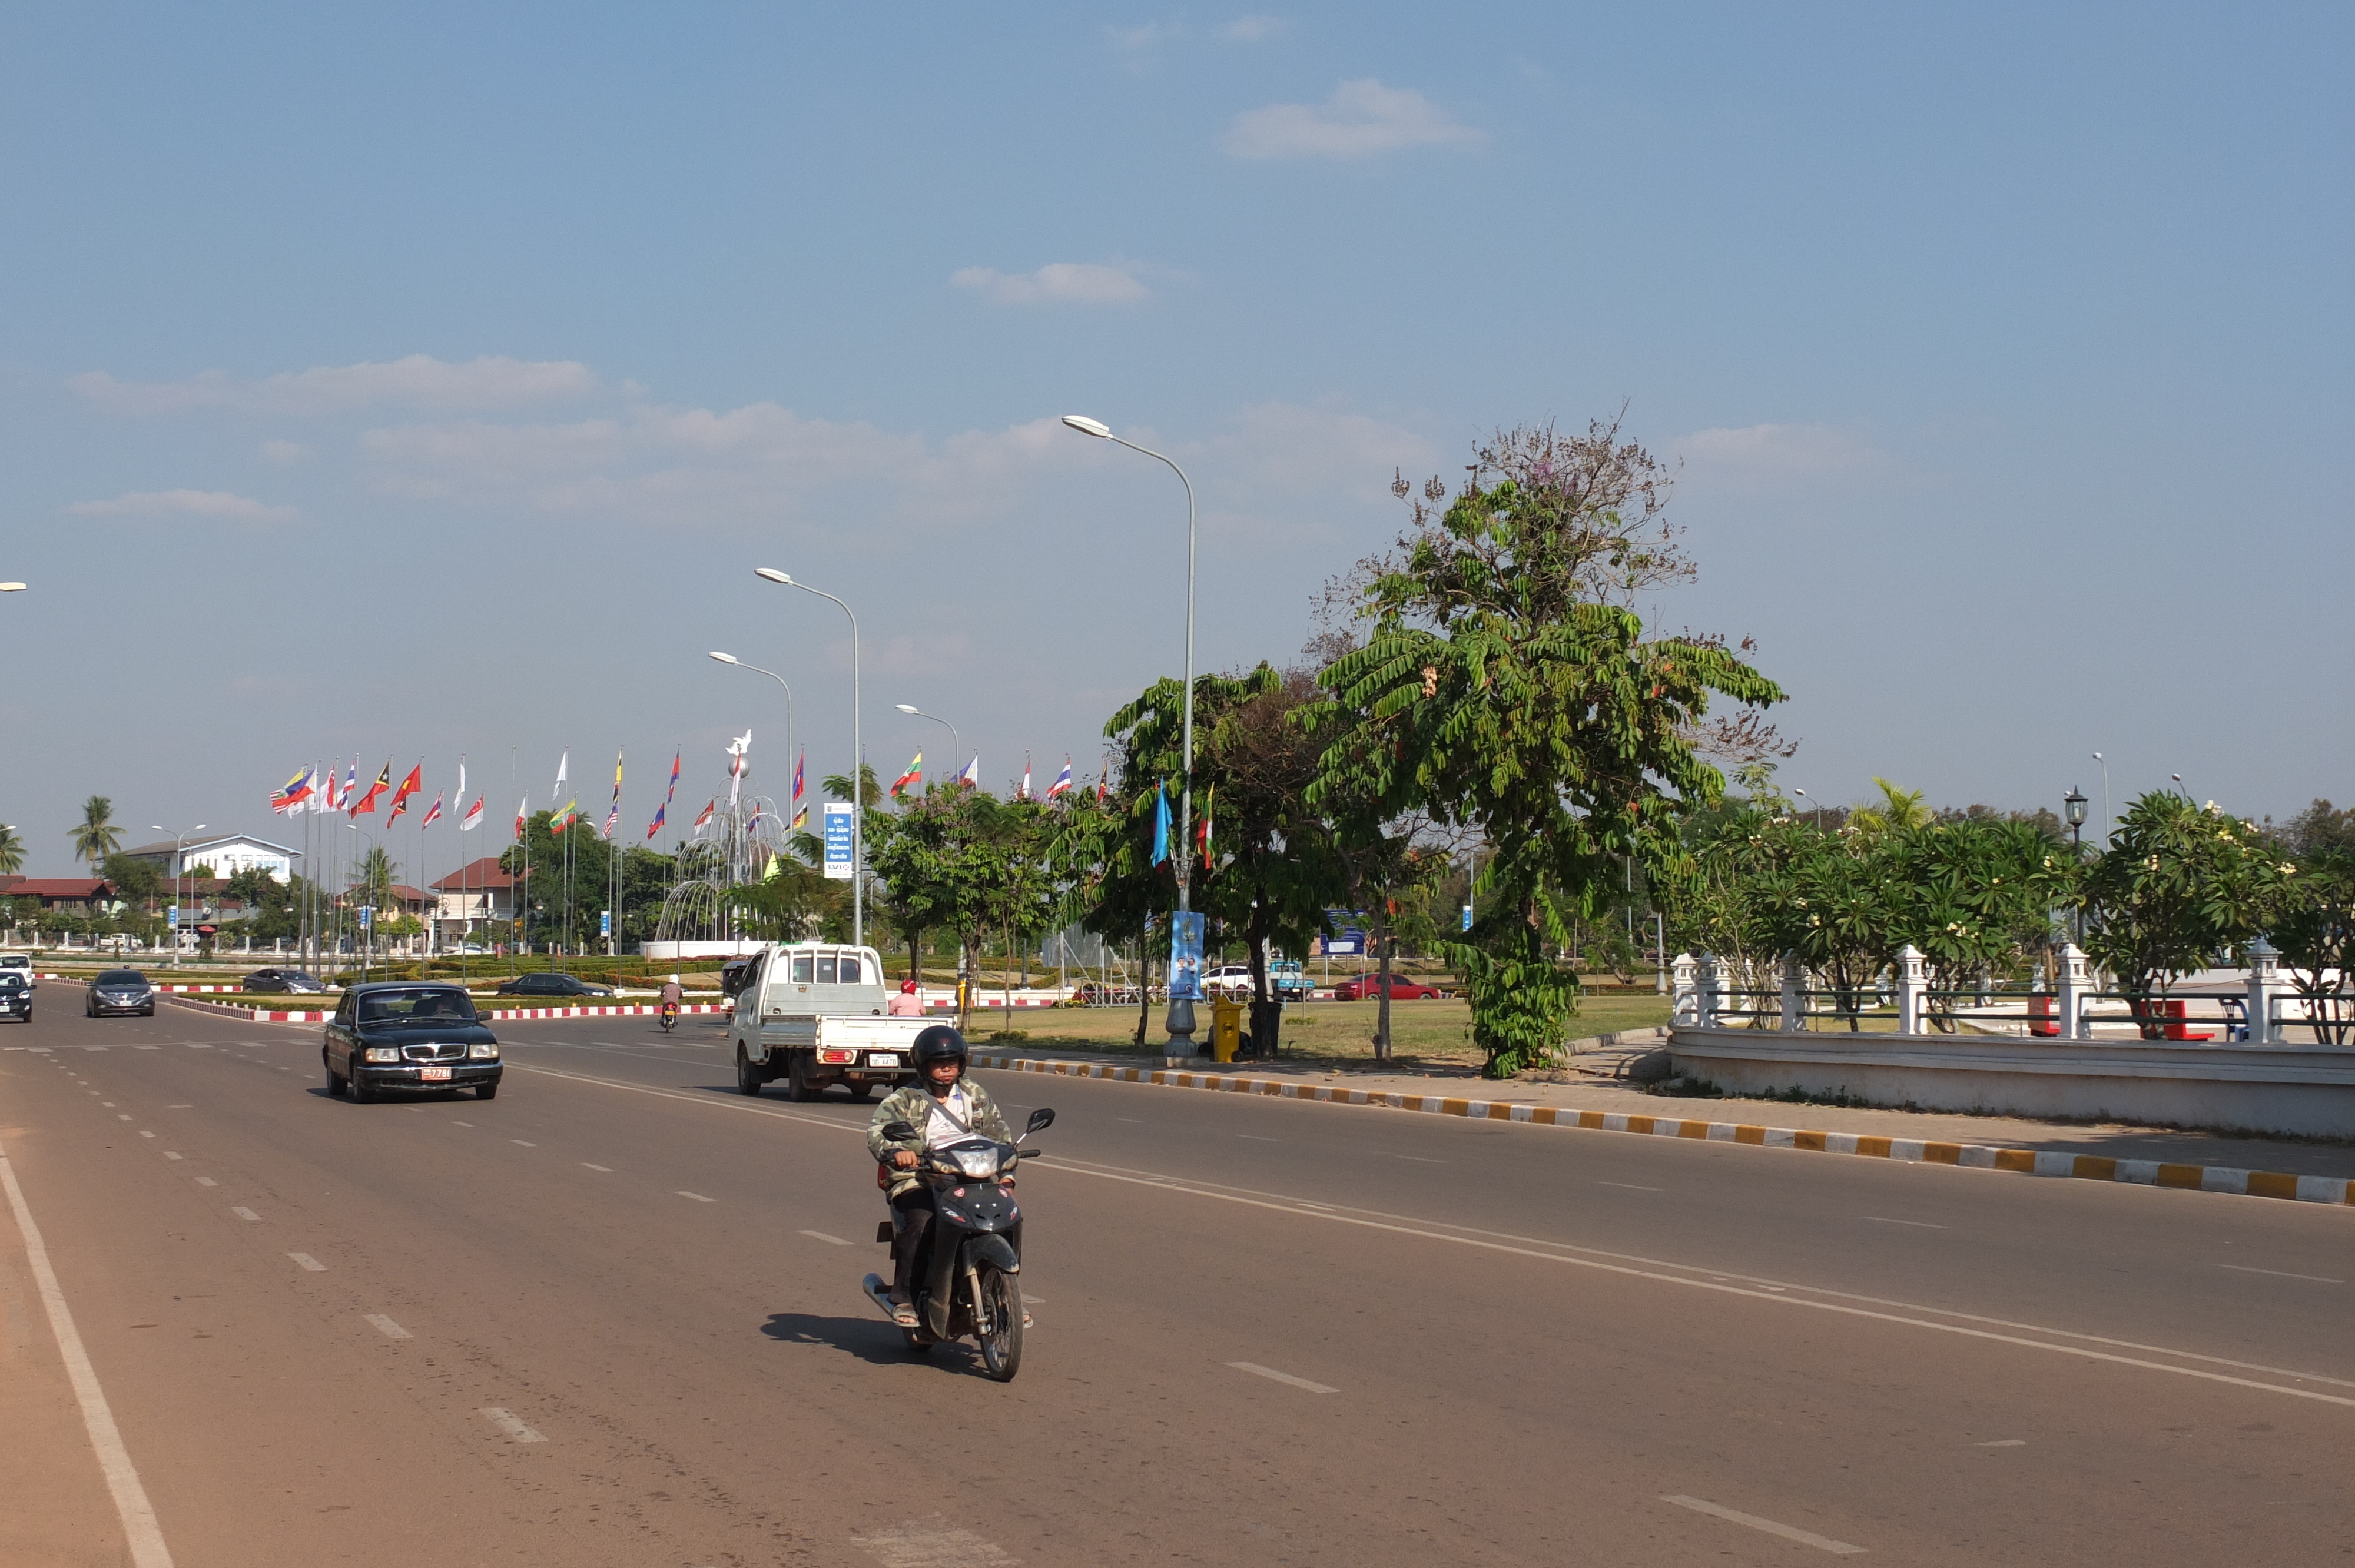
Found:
[71,795,123,870]
[225,865,303,945]
[1845,778,1933,840]
[2269,800,2354,1044]
[0,821,23,876]
[1312,422,1784,1076]
[101,852,163,907]
[2078,792,2293,1036]
[1878,819,2068,1025]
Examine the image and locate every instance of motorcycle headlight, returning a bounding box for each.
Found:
[468,1043,499,1059]
[947,1146,1002,1180]
[364,1047,401,1063]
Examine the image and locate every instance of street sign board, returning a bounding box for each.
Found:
[1462,903,1474,932]
[600,909,612,938]
[822,802,855,881]
[167,905,179,929]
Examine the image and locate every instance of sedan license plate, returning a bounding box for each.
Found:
[866,1052,902,1067]
[420,1065,453,1082]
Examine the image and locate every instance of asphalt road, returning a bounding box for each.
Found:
[1,1000,2350,1567]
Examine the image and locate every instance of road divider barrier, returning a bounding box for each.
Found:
[968,1053,2355,1210]
[164,996,731,1024]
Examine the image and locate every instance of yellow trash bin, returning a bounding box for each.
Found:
[1210,996,1243,1062]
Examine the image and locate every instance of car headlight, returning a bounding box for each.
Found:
[468,1043,499,1059]
[364,1047,401,1063]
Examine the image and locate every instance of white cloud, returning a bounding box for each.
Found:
[1222,79,1481,160]
[65,489,299,524]
[68,354,601,417]
[1675,424,1898,489]
[1219,15,1283,41]
[950,262,1150,305]
[258,439,310,465]
[1107,21,1180,52]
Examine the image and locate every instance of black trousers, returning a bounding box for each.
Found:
[889,1187,936,1299]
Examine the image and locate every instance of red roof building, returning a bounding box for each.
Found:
[429,858,520,934]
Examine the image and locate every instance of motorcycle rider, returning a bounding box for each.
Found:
[658,973,684,1026]
[867,1024,1013,1328]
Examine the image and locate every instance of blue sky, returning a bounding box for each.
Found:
[2,2,2347,878]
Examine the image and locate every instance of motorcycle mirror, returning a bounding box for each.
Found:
[883,1121,920,1142]
[1025,1108,1056,1133]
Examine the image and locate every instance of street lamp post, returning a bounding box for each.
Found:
[1061,413,1201,1059]
[1792,787,1824,830]
[894,705,961,780]
[151,823,206,966]
[2089,752,2111,849]
[346,822,380,981]
[2063,788,2089,943]
[753,569,862,947]
[708,652,795,831]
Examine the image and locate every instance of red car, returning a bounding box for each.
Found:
[1333,974,1438,1001]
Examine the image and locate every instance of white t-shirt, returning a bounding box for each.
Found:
[923,1085,978,1149]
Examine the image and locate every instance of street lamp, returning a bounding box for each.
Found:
[708,652,795,830]
[346,821,380,981]
[894,704,962,781]
[0,583,25,593]
[151,823,206,966]
[754,569,863,946]
[1792,788,1824,830]
[2062,788,2089,942]
[1061,412,1202,1059]
[2089,752,2111,849]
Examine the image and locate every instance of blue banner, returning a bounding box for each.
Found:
[822,802,855,881]
[1168,911,1205,1001]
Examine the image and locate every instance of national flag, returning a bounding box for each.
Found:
[1150,782,1172,866]
[603,809,619,838]
[339,762,357,811]
[1199,784,1213,870]
[554,750,567,792]
[269,766,310,815]
[462,796,485,832]
[693,798,717,830]
[1020,753,1031,801]
[645,802,666,840]
[386,763,423,824]
[349,763,392,818]
[891,752,922,798]
[956,755,979,789]
[666,749,681,798]
[420,793,445,829]
[550,799,577,835]
[515,797,528,838]
[1047,759,1073,799]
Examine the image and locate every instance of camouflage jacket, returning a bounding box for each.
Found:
[867,1079,1015,1197]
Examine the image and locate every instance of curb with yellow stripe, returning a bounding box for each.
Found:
[970,1053,2355,1209]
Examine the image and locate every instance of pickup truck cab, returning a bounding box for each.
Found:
[729,942,929,1102]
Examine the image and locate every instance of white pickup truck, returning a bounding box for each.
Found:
[727,941,931,1101]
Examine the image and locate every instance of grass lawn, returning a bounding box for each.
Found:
[967,989,1674,1074]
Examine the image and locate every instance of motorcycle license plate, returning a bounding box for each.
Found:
[867,1052,902,1067]
[420,1066,453,1082]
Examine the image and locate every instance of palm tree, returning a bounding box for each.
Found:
[70,796,123,871]
[0,821,23,876]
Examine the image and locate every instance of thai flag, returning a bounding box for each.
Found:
[1047,759,1074,799]
[420,792,445,829]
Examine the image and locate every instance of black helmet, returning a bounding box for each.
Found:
[911,1024,968,1069]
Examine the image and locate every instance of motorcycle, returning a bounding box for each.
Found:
[861,1106,1053,1381]
[659,1000,679,1033]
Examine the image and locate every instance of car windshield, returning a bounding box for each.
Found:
[97,970,147,986]
[0,975,24,990]
[357,988,479,1024]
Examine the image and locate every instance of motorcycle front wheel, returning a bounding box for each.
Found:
[975,1265,1023,1382]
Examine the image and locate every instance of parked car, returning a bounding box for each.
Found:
[0,972,31,1022]
[324,982,502,1102]
[86,968,157,1016]
[495,971,616,999]
[1332,974,1439,1002]
[1202,965,1256,999]
[244,968,327,994]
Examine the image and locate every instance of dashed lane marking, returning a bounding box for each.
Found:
[581,1162,612,1172]
[450,1121,473,1128]
[676,1191,717,1202]
[1661,1495,1865,1555]
[364,1314,412,1340]
[480,1407,547,1443]
[1228,1361,1338,1394]
[288,1253,326,1272]
[1862,1216,1947,1229]
[1975,1439,2027,1447]
[2217,1263,2343,1284]
[1599,1181,1665,1191]
[194,1177,217,1188]
[163,1152,182,1160]
[138,1132,154,1138]
[799,1230,851,1245]
[510,1140,536,1147]
[852,1520,1019,1568]
[231,1207,260,1221]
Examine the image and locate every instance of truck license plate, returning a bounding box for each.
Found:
[420,1066,453,1081]
[867,1052,901,1067]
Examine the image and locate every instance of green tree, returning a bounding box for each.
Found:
[1878,819,2068,1026]
[71,795,123,870]
[225,865,302,945]
[101,852,163,907]
[1845,777,1934,840]
[0,820,24,876]
[1312,421,1783,1076]
[2269,800,2354,1044]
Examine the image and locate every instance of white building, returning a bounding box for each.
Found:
[120,833,301,882]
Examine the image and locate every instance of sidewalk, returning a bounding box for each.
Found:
[972,1040,2355,1188]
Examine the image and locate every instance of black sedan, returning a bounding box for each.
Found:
[244,968,327,994]
[0,972,30,1023]
[324,982,502,1102]
[494,971,615,999]
[86,968,156,1017]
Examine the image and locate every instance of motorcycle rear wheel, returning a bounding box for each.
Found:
[976,1266,1023,1382]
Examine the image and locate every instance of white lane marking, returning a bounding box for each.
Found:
[1661,1495,1864,1555]
[853,1520,1018,1568]
[676,1191,717,1202]
[510,1140,536,1147]
[1115,1117,1146,1123]
[450,1120,473,1127]
[166,1105,191,1109]
[1238,1134,1278,1141]
[288,1253,326,1272]
[2217,1263,2344,1284]
[581,1162,612,1172]
[138,1131,154,1139]
[163,1152,182,1161]
[194,1177,217,1188]
[1860,1215,1946,1228]
[1022,1294,1046,1305]
[231,1207,260,1222]
[1599,1181,1666,1191]
[1228,1361,1337,1394]
[0,1132,178,1567]
[1394,1154,1445,1164]
[1975,1439,2026,1447]
[364,1314,412,1339]
[480,1406,547,1443]
[118,1114,134,1120]
[800,1230,851,1245]
[519,1059,2355,1407]
[135,1045,160,1051]
[102,1101,115,1107]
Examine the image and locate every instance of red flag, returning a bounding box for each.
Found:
[349,763,391,818]
[515,798,528,838]
[461,796,485,832]
[693,798,716,830]
[388,763,423,815]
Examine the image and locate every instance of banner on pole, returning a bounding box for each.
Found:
[822,802,855,881]
[1168,911,1205,1001]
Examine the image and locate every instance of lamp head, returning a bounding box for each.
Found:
[708,651,739,665]
[2063,788,2088,827]
[754,567,791,584]
[2091,752,2103,762]
[1060,415,1112,438]
[0,582,25,592]
[895,703,920,715]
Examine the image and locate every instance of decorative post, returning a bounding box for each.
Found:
[1696,952,1720,1029]
[1779,951,1805,1032]
[1671,952,1697,1027]
[2056,942,2091,1041]
[1895,944,1926,1034]
[2245,937,2278,1045]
